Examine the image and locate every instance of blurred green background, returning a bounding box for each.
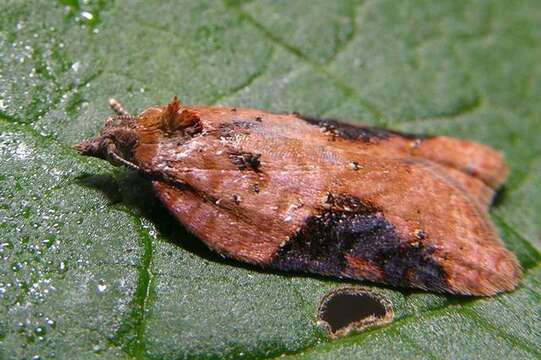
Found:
[0,0,540,359]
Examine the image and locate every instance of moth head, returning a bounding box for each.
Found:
[74,97,203,170]
[74,114,140,170]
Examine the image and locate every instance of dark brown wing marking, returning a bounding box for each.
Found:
[270,194,448,292]
[299,116,428,142]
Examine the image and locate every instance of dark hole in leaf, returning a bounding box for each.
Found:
[317,287,393,337]
[320,292,385,332]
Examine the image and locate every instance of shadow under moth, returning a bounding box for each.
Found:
[75,97,521,296]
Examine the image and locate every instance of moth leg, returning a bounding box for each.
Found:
[109,98,130,116]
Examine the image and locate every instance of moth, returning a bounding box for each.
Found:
[75,97,521,296]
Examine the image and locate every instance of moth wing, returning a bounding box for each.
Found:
[357,159,519,295]
[267,157,521,296]
[411,159,496,209]
[149,113,518,296]
[406,136,508,208]
[304,119,508,207]
[152,181,284,265]
[412,136,509,189]
[373,136,508,207]
[298,118,508,190]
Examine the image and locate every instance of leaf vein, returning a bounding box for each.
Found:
[222,0,385,121]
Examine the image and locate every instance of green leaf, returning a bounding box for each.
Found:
[1,0,540,359]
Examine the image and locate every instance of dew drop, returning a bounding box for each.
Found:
[45,318,56,328]
[34,326,46,337]
[97,280,107,293]
[80,11,94,21]
[71,61,80,72]
[12,262,24,272]
[58,261,67,274]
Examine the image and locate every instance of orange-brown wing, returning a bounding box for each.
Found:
[263,158,519,296]
[152,181,294,265]
[151,158,520,295]
[298,117,508,208]
[411,136,509,189]
[143,105,519,296]
[374,135,508,208]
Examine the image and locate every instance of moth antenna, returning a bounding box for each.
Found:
[109,98,130,116]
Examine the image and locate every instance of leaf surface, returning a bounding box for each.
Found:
[1,0,540,359]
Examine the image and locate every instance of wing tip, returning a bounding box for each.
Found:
[445,249,522,296]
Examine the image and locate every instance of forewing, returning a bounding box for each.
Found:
[145,107,519,295]
[298,117,508,208]
[264,157,520,295]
